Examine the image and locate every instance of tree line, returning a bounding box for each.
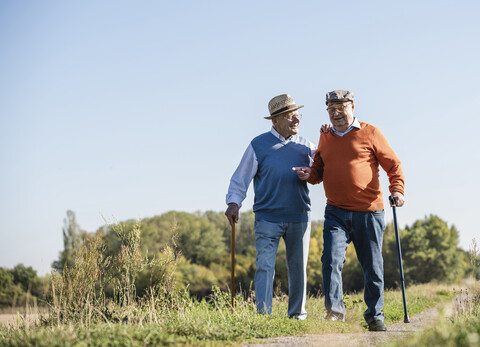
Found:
[0,263,49,307]
[1,209,478,307]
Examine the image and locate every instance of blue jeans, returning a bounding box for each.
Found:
[254,219,311,319]
[322,205,385,324]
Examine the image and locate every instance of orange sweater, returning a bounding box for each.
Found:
[308,122,404,211]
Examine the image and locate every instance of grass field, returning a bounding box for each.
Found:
[2,222,477,346]
[2,282,475,347]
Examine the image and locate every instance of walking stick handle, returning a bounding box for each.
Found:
[389,195,396,207]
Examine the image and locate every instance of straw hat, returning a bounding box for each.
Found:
[264,94,304,119]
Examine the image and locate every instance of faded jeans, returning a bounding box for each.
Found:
[254,219,311,319]
[322,205,385,323]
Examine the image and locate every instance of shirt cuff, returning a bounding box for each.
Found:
[226,194,243,208]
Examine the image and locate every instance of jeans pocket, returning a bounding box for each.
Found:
[325,204,335,211]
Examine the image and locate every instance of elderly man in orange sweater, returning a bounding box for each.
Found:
[294,90,405,331]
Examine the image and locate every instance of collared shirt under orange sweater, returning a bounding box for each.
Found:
[307,121,404,211]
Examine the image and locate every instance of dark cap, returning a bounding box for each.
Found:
[326,90,354,105]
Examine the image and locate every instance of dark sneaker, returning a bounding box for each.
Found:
[325,312,345,322]
[368,320,387,331]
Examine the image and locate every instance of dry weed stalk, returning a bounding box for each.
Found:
[47,217,183,326]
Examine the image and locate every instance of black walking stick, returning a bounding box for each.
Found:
[389,196,410,323]
[231,221,236,309]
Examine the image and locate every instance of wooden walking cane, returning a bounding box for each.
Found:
[389,196,410,323]
[231,221,235,309]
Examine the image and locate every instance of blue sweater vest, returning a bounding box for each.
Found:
[251,132,311,223]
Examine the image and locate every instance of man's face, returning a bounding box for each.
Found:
[272,110,301,138]
[327,101,354,130]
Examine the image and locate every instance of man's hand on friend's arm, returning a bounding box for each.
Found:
[321,124,332,133]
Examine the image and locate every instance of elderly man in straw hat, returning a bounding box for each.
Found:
[294,90,405,331]
[225,94,315,319]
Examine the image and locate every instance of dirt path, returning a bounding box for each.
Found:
[0,313,40,327]
[245,295,466,347]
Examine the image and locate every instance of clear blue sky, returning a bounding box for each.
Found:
[1,1,479,276]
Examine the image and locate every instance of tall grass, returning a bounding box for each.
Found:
[45,218,183,326]
[0,221,477,346]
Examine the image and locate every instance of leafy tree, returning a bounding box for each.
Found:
[234,210,256,256]
[230,247,257,294]
[0,267,26,307]
[206,210,256,255]
[0,267,14,289]
[147,212,226,265]
[382,221,403,288]
[204,210,231,245]
[175,258,224,296]
[466,238,480,280]
[102,211,227,267]
[52,210,86,273]
[401,215,464,284]
[10,264,37,292]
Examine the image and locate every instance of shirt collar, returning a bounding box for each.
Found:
[332,117,361,136]
[351,117,361,129]
[270,126,296,142]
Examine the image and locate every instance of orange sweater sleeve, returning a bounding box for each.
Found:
[307,135,324,185]
[372,127,405,195]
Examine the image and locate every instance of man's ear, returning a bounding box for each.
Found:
[351,102,355,112]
